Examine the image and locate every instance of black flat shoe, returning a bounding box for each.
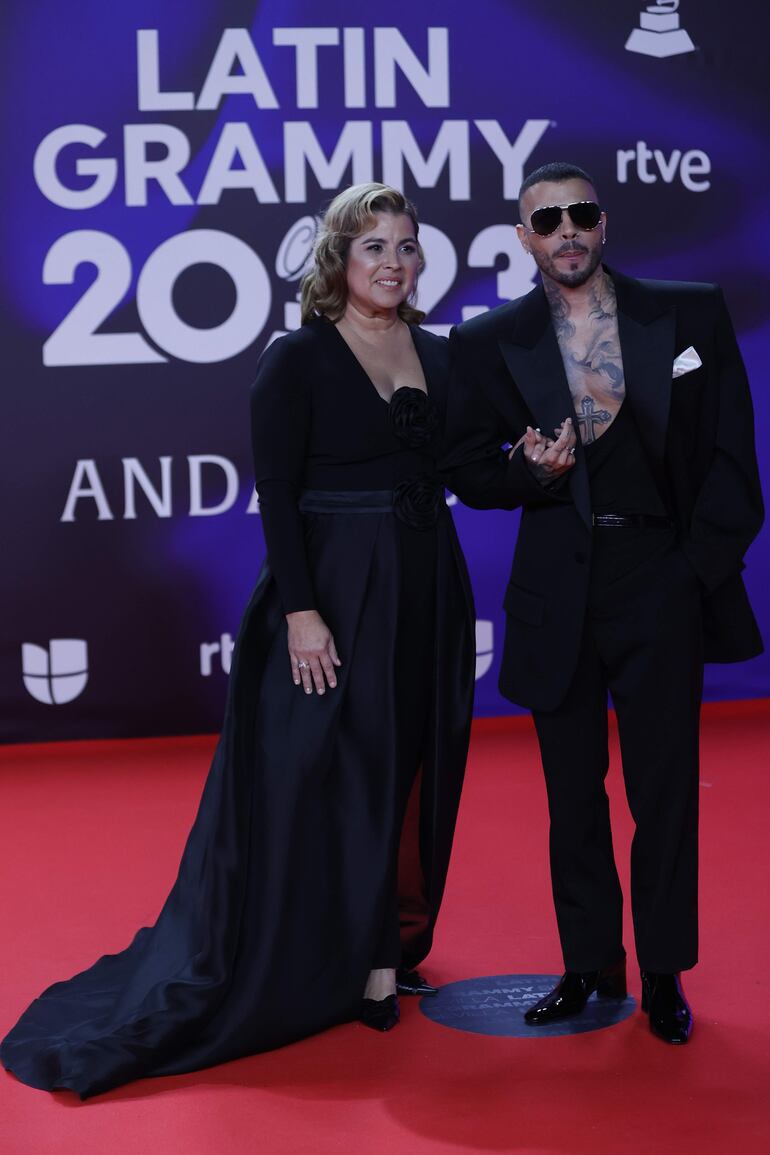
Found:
[395,968,438,997]
[640,971,693,1044]
[524,959,627,1025]
[359,994,400,1032]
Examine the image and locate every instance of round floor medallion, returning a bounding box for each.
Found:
[420,974,636,1037]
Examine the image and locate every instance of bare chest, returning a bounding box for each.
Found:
[338,325,427,401]
[555,315,626,445]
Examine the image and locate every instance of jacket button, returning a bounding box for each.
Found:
[574,551,587,564]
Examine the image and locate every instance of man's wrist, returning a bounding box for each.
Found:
[523,456,559,488]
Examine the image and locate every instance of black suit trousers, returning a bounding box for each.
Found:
[532,525,704,974]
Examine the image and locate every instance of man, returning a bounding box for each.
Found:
[443,161,763,1043]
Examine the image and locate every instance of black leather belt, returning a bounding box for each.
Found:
[592,513,672,528]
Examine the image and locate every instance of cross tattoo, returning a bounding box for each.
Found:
[576,395,612,444]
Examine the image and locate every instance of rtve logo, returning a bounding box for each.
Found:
[616,141,710,192]
[200,621,496,681]
[200,633,235,676]
[625,2,696,58]
[22,639,89,704]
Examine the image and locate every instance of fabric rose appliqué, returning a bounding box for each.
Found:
[393,474,443,530]
[388,386,440,448]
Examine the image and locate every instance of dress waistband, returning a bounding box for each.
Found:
[298,489,395,514]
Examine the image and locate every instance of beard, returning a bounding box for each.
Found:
[538,241,603,288]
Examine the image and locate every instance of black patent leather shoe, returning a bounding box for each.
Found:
[360,994,400,1032]
[524,959,627,1024]
[395,968,438,996]
[640,971,693,1044]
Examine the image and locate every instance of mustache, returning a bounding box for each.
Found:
[554,241,589,257]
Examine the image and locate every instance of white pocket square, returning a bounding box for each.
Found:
[672,346,702,378]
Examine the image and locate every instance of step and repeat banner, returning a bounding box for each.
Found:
[2,0,768,741]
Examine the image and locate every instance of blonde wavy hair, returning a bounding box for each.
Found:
[300,183,425,325]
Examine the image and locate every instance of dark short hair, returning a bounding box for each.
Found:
[519,162,596,201]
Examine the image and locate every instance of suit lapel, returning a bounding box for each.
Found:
[499,287,593,529]
[496,270,678,529]
[613,269,676,491]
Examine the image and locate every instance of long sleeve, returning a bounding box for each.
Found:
[440,325,570,510]
[250,337,316,613]
[681,289,764,593]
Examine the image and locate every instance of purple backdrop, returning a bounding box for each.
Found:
[2,0,768,741]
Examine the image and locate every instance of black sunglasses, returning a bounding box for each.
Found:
[527,200,602,237]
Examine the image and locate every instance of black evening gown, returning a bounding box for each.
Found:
[1,319,475,1098]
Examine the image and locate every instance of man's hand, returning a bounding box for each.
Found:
[513,418,577,484]
[286,610,341,695]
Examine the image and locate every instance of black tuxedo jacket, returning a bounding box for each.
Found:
[442,267,764,711]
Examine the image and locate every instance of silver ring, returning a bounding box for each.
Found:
[297,660,309,669]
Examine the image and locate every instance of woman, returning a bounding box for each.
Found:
[0,183,475,1098]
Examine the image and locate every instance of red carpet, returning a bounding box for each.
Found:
[1,701,768,1154]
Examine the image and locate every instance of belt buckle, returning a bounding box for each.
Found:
[592,513,631,528]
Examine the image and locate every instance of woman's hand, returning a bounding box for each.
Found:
[286,610,341,695]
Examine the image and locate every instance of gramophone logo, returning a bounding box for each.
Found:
[626,1,696,58]
[22,639,89,705]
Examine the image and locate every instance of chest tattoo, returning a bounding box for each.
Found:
[545,276,626,444]
[576,395,612,444]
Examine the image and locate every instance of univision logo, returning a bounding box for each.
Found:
[22,639,89,705]
[475,620,494,681]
